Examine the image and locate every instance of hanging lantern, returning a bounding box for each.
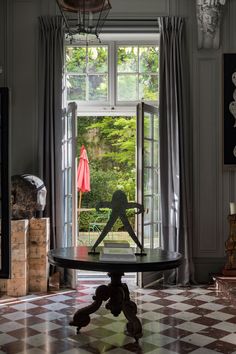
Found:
[56,0,112,42]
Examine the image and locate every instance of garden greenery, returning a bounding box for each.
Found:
[78,115,136,231]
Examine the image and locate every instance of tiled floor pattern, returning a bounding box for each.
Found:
[0,281,236,353]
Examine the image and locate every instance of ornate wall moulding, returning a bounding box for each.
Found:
[196,0,227,49]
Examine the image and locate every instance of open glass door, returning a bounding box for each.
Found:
[137,102,161,287]
[0,88,11,278]
[62,102,77,287]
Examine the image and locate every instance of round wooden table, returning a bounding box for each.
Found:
[48,246,182,342]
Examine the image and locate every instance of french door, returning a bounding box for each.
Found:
[62,102,77,287]
[62,101,160,287]
[136,102,161,287]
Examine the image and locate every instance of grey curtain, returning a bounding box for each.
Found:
[159,17,195,285]
[38,16,64,249]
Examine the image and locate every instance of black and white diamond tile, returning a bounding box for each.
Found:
[0,282,236,353]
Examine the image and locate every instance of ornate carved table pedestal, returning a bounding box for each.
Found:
[222,214,236,276]
[48,246,182,342]
[71,271,142,341]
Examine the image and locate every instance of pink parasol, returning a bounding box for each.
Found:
[77,145,90,210]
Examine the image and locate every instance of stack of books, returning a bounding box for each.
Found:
[100,240,136,262]
[103,240,130,248]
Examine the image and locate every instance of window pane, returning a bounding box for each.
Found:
[143,224,151,248]
[116,45,159,103]
[153,169,159,195]
[67,75,86,101]
[139,74,158,101]
[144,112,152,139]
[68,112,72,139]
[68,196,72,223]
[64,143,68,168]
[64,196,68,221]
[88,46,108,74]
[89,75,108,101]
[144,196,152,224]
[144,139,152,166]
[66,47,86,73]
[139,47,159,73]
[66,223,72,246]
[153,223,160,248]
[153,143,159,167]
[62,145,65,172]
[64,221,72,245]
[153,195,159,221]
[144,167,152,194]
[68,142,72,172]
[153,113,159,141]
[117,46,138,72]
[117,74,137,101]
[68,167,72,195]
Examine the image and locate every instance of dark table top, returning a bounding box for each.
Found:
[48,246,182,273]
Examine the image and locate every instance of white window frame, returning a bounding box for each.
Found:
[65,33,160,117]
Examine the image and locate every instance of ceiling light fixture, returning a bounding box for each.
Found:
[56,0,112,43]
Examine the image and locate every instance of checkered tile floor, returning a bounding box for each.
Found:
[0,281,236,353]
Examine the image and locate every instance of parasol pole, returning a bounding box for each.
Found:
[78,191,82,239]
[78,190,83,216]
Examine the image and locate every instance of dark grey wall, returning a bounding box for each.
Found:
[1,0,235,282]
[191,0,236,282]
